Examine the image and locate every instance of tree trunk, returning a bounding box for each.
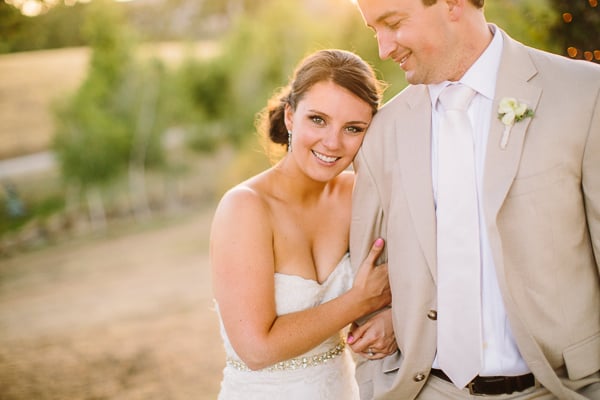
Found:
[86,187,106,232]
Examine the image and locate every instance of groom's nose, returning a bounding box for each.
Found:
[376,31,396,60]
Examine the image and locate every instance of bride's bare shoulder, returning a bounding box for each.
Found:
[215,181,268,218]
[331,170,356,196]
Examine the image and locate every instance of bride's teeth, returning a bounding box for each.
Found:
[313,151,338,163]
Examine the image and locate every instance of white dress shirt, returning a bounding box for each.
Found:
[429,25,531,376]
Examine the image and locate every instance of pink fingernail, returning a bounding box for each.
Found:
[375,238,383,247]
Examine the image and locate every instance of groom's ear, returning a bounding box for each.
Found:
[445,0,465,20]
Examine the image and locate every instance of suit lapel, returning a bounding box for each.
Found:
[397,86,437,281]
[483,33,541,225]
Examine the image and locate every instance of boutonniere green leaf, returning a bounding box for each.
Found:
[497,97,534,150]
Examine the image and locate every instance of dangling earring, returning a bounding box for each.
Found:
[287,130,292,153]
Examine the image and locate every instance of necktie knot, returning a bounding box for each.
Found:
[439,84,476,112]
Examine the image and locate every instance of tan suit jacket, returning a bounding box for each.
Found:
[350,28,600,400]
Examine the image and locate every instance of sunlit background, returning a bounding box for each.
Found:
[0,0,598,399]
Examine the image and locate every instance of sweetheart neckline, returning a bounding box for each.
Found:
[274,253,350,286]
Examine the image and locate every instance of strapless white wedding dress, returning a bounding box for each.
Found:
[215,253,360,400]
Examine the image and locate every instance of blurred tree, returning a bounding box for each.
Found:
[53,0,171,228]
[0,1,87,53]
[124,58,171,221]
[550,0,600,63]
[172,56,231,152]
[0,1,28,53]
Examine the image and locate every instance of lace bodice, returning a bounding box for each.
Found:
[215,253,359,399]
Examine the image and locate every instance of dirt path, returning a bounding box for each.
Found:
[0,207,224,399]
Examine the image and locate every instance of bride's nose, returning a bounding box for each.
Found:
[321,128,342,150]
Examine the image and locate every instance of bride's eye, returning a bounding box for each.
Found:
[345,126,366,135]
[310,115,325,126]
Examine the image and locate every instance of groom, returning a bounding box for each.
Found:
[348,0,600,399]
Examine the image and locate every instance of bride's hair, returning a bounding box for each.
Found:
[256,49,385,153]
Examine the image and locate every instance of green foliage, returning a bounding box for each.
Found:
[121,58,171,169]
[169,56,231,152]
[0,1,27,53]
[0,1,87,54]
[53,0,134,189]
[486,0,559,53]
[218,1,332,143]
[52,0,172,195]
[54,97,130,185]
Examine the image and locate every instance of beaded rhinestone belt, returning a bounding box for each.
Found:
[226,340,345,372]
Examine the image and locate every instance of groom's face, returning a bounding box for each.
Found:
[356,0,455,84]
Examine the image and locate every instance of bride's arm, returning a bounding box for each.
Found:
[210,186,390,370]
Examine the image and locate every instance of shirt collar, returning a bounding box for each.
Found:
[428,24,503,108]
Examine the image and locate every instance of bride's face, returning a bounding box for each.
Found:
[285,80,373,183]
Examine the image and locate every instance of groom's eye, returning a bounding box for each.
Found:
[385,18,402,30]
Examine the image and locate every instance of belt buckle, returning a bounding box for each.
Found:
[467,381,477,396]
[467,381,487,397]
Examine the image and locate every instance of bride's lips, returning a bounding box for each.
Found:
[312,150,340,164]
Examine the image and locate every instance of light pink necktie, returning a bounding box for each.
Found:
[436,83,482,389]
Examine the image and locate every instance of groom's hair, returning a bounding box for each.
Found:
[422,0,483,8]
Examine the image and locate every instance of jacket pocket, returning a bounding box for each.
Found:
[382,350,402,374]
[563,331,600,380]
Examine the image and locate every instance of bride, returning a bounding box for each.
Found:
[210,49,394,399]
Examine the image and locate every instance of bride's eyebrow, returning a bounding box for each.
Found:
[307,109,329,117]
[307,110,369,126]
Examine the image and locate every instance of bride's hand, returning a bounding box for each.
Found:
[347,308,397,359]
[351,238,391,313]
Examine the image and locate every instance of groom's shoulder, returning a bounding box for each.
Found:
[377,84,427,117]
[524,44,600,81]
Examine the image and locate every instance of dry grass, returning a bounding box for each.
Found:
[0,206,225,399]
[0,47,89,159]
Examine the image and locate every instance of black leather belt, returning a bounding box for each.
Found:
[430,368,535,396]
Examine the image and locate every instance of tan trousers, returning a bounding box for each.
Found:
[416,375,600,400]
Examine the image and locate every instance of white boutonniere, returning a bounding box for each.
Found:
[497,97,534,150]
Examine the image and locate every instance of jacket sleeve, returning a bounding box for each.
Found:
[350,125,387,275]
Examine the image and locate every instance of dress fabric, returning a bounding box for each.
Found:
[216,253,360,400]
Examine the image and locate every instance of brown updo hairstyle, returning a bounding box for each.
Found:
[256,49,385,157]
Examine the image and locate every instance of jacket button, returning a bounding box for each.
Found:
[427,310,438,320]
[414,373,426,382]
